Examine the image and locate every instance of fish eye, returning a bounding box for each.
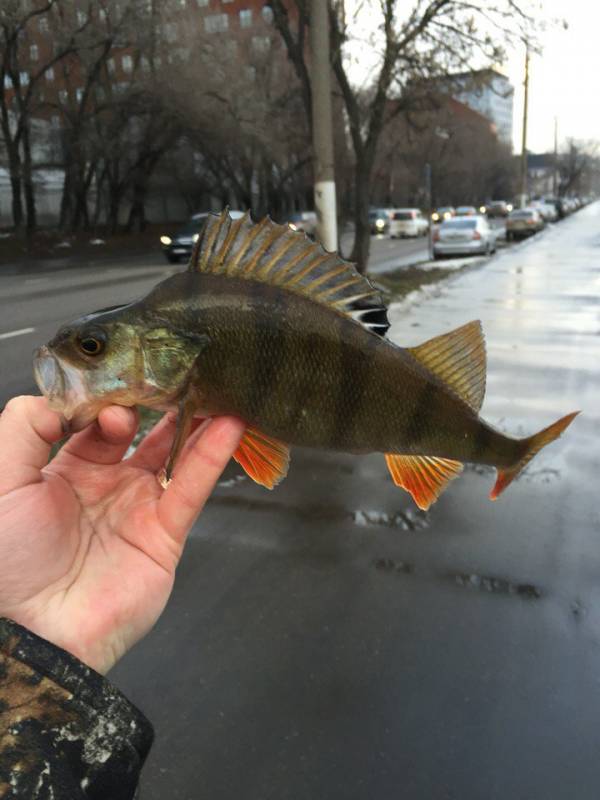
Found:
[78,330,106,356]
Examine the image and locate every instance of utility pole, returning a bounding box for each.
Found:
[310,0,337,251]
[519,43,530,208]
[553,116,558,196]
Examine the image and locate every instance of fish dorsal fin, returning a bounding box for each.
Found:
[408,320,486,412]
[189,210,387,334]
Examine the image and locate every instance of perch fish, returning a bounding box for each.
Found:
[33,211,578,510]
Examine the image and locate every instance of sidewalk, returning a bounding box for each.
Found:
[112,203,600,800]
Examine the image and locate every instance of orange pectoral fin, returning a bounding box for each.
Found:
[233,427,290,489]
[385,454,463,510]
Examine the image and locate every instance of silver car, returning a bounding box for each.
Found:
[433,216,496,259]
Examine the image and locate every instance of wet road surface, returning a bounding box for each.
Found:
[107,202,600,799]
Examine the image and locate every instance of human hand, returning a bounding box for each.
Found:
[0,396,244,674]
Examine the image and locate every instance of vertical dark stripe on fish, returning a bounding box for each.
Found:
[405,380,437,448]
[329,319,379,449]
[247,291,288,423]
[472,420,493,459]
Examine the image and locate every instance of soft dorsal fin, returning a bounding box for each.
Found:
[408,320,486,412]
[188,210,387,335]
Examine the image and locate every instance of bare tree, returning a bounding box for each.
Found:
[270,0,538,273]
[0,0,82,231]
[558,139,599,196]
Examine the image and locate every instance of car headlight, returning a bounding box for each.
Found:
[479,205,486,214]
[432,213,439,221]
[443,212,451,219]
[375,219,385,229]
[160,235,172,246]
[506,204,513,212]
[193,233,199,243]
[288,223,298,231]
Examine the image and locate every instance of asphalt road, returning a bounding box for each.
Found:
[0,231,437,407]
[99,205,596,799]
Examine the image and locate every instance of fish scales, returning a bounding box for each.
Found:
[33,210,578,510]
[141,272,519,465]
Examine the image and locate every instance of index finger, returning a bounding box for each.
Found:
[0,396,64,494]
[157,416,245,543]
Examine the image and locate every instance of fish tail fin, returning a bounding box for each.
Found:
[490,411,579,501]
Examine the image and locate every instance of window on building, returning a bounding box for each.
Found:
[107,58,115,74]
[140,56,150,72]
[19,71,30,85]
[251,35,270,53]
[77,10,86,26]
[244,65,256,82]
[3,75,12,89]
[39,16,49,32]
[30,44,39,61]
[45,66,54,81]
[239,9,252,28]
[122,54,133,72]
[196,0,209,6]
[164,22,177,42]
[76,88,83,102]
[59,89,68,103]
[51,114,60,128]
[204,13,228,33]
[262,6,274,23]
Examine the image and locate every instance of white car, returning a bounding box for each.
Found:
[433,215,496,258]
[389,208,428,238]
[530,201,557,222]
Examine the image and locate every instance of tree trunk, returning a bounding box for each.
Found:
[9,173,23,230]
[349,163,372,274]
[21,127,37,234]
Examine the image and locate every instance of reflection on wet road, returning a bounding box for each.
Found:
[112,204,600,800]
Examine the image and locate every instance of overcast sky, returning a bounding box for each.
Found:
[505,0,598,153]
[345,0,598,155]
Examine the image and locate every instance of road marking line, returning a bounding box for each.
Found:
[0,327,36,340]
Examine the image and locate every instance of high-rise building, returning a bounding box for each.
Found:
[446,69,514,146]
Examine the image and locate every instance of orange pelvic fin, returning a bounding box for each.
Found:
[233,426,290,489]
[385,453,463,510]
[490,411,580,501]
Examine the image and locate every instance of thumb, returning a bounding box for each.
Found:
[0,396,64,494]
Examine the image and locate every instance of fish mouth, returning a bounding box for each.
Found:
[33,346,98,432]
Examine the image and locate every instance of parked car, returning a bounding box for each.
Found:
[433,216,496,259]
[505,208,544,240]
[389,208,429,238]
[530,200,557,223]
[369,208,392,234]
[287,211,317,236]
[486,200,512,218]
[455,205,478,216]
[160,210,245,263]
[431,206,455,223]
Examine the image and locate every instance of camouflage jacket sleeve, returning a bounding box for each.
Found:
[0,618,153,799]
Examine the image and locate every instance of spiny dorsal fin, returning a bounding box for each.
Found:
[188,210,387,335]
[385,453,463,510]
[408,320,486,412]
